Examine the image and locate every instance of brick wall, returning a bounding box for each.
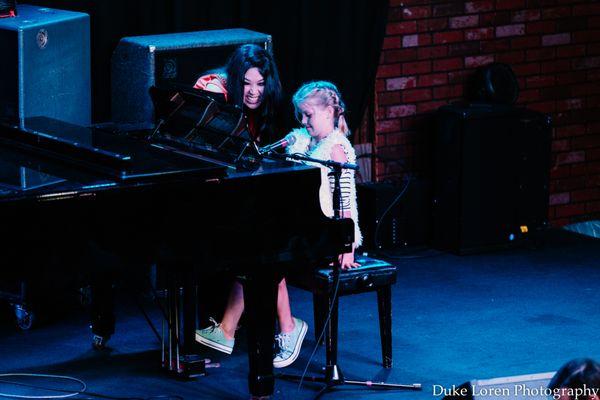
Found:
[375,0,600,226]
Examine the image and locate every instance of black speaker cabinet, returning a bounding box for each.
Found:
[0,4,91,128]
[111,28,271,128]
[358,180,431,251]
[432,103,551,254]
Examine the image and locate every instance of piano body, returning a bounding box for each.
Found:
[0,115,353,397]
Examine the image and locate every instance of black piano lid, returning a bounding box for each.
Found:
[0,117,227,183]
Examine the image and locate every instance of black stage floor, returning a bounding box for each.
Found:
[0,228,598,399]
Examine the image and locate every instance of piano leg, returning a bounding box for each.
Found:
[243,269,279,397]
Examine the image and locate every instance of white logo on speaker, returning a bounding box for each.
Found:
[37,29,48,49]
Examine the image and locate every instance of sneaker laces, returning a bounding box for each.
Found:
[207,317,220,332]
[275,332,291,355]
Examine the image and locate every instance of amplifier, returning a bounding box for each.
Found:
[0,4,90,128]
[111,28,272,128]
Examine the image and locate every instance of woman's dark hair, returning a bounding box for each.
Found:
[548,358,600,399]
[225,44,283,143]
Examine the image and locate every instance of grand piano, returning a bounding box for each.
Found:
[0,111,354,397]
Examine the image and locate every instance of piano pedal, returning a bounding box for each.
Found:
[163,355,219,379]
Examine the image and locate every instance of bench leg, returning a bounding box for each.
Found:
[376,285,392,368]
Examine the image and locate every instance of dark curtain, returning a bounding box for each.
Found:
[25,0,388,138]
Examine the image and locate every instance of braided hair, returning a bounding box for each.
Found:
[292,81,350,136]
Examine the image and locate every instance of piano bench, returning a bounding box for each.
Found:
[287,255,397,368]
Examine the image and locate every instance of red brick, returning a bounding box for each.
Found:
[526,75,556,89]
[572,135,600,150]
[556,72,587,86]
[465,55,495,68]
[526,21,556,34]
[541,59,570,73]
[448,70,471,83]
[386,76,418,91]
[375,79,385,92]
[497,51,525,64]
[553,177,587,192]
[557,45,586,58]
[417,73,448,87]
[542,33,571,46]
[377,119,403,133]
[481,12,512,26]
[433,84,464,99]
[382,36,403,50]
[528,101,556,113]
[549,192,570,205]
[510,36,541,49]
[387,104,417,118]
[433,31,464,44]
[385,132,415,146]
[518,88,540,102]
[588,122,600,134]
[403,60,432,74]
[511,9,541,22]
[496,24,526,37]
[550,165,570,179]
[464,27,495,41]
[512,63,541,75]
[586,200,600,214]
[589,44,600,56]
[449,15,479,29]
[542,7,571,20]
[496,0,526,10]
[403,88,432,102]
[556,125,586,138]
[552,139,570,152]
[556,16,588,32]
[417,45,448,59]
[417,100,447,113]
[573,57,600,71]
[557,98,584,111]
[448,42,480,56]
[377,63,403,78]
[417,18,449,32]
[433,57,463,72]
[573,30,600,44]
[384,48,418,63]
[590,17,600,29]
[589,148,600,161]
[526,48,555,61]
[555,203,586,218]
[573,3,600,16]
[571,188,600,203]
[481,39,511,52]
[465,1,494,13]
[378,91,402,105]
[403,34,432,48]
[432,3,463,17]
[557,151,585,165]
[387,21,418,36]
[402,6,431,20]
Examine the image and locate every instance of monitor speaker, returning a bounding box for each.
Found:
[432,103,551,254]
[111,28,271,128]
[0,4,90,128]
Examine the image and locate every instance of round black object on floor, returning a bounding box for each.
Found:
[467,63,519,105]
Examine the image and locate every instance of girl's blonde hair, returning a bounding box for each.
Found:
[292,81,349,136]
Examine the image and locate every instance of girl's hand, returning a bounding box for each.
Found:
[338,252,360,270]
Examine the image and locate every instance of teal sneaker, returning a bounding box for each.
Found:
[195,318,234,354]
[273,317,308,368]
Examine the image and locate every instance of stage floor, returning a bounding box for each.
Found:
[0,228,598,399]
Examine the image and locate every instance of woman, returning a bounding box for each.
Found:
[194,44,308,369]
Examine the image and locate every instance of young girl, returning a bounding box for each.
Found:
[194,44,308,369]
[286,81,362,267]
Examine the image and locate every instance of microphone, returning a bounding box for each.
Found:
[258,133,297,155]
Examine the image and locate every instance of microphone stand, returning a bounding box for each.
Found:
[276,152,421,396]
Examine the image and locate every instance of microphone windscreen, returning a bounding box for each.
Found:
[285,133,297,146]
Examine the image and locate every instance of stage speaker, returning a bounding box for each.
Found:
[442,371,555,400]
[432,103,551,254]
[111,28,272,129]
[358,179,431,251]
[0,4,90,128]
